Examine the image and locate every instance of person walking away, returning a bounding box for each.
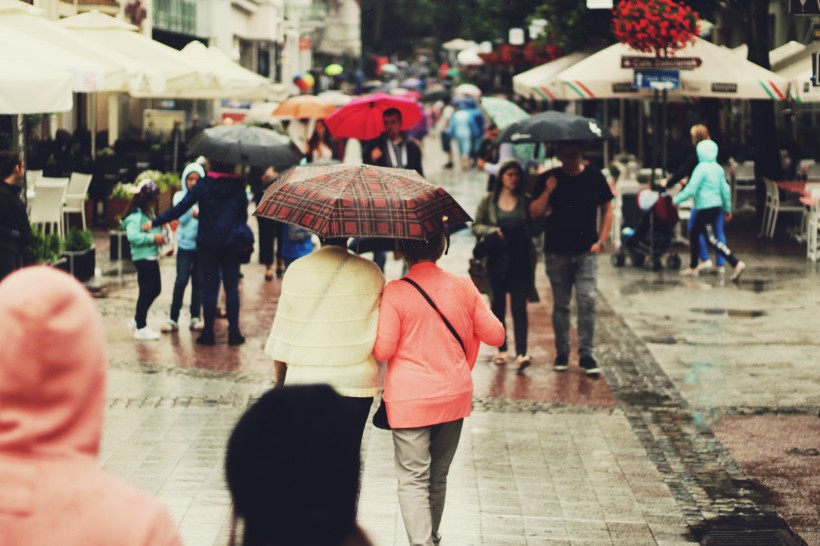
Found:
[308,119,341,163]
[249,165,285,280]
[0,267,181,546]
[530,142,614,376]
[161,162,205,333]
[373,234,505,546]
[662,124,728,274]
[466,101,485,168]
[438,97,455,169]
[472,160,539,372]
[365,107,424,270]
[476,123,500,191]
[124,180,166,341]
[145,160,252,346]
[448,104,474,171]
[0,152,32,281]
[279,224,314,270]
[226,385,374,546]
[673,139,746,281]
[265,238,384,472]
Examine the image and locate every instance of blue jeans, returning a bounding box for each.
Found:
[688,209,726,266]
[170,248,201,323]
[545,253,598,359]
[199,248,241,336]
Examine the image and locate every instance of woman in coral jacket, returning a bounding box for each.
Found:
[0,267,181,546]
[373,234,504,546]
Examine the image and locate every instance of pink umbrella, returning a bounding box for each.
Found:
[325,92,424,140]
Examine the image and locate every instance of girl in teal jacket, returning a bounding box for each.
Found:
[672,140,746,281]
[123,180,167,340]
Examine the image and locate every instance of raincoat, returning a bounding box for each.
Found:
[174,162,205,251]
[0,267,182,546]
[673,140,732,213]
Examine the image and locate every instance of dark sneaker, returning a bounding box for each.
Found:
[195,332,216,346]
[579,356,600,376]
[553,355,568,372]
[228,333,246,346]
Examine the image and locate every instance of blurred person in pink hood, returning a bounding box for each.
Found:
[0,267,182,546]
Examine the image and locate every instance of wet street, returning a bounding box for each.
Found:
[95,144,819,546]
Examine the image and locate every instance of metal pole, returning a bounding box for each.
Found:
[619,99,625,154]
[90,93,97,160]
[661,88,668,178]
[651,89,659,187]
[603,99,610,167]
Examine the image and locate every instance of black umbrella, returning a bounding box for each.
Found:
[498,111,613,144]
[420,89,450,103]
[188,125,304,169]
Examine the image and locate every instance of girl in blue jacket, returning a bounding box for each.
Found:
[673,140,746,281]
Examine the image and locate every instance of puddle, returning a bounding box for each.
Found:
[690,308,767,318]
[786,447,819,457]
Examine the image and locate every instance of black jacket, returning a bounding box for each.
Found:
[0,182,32,257]
[364,135,424,177]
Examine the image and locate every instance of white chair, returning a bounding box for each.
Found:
[806,189,820,262]
[30,180,68,240]
[63,172,93,231]
[806,162,820,182]
[732,161,756,211]
[760,177,804,239]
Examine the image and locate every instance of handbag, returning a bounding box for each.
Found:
[372,277,466,431]
[468,256,491,295]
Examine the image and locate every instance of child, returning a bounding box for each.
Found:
[673,139,746,281]
[161,162,205,333]
[123,180,166,340]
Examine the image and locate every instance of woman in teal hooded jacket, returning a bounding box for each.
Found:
[673,140,746,281]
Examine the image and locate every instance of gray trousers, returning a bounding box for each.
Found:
[545,253,598,359]
[392,419,464,546]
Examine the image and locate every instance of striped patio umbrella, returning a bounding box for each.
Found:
[480,97,529,130]
[254,164,471,240]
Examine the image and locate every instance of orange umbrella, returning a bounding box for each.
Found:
[273,95,336,119]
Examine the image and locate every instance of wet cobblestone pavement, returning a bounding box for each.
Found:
[92,148,818,545]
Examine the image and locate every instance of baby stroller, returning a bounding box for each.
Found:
[612,188,682,270]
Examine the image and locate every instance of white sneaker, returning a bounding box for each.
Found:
[716,266,726,275]
[696,259,713,272]
[189,317,204,331]
[730,261,747,282]
[127,319,137,331]
[133,327,161,341]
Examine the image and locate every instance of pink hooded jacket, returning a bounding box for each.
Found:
[0,267,181,546]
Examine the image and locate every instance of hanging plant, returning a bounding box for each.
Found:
[612,0,699,57]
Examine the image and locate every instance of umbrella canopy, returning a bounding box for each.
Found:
[420,89,450,103]
[380,63,398,75]
[189,125,303,169]
[325,64,344,76]
[325,93,424,140]
[480,97,529,130]
[512,52,591,101]
[556,37,790,100]
[773,41,820,103]
[173,41,272,99]
[254,164,471,240]
[317,90,353,107]
[273,95,337,119]
[400,77,424,89]
[453,83,482,98]
[498,111,612,144]
[442,38,478,51]
[457,49,484,67]
[0,45,72,113]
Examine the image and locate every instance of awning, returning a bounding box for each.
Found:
[0,32,72,113]
[512,52,591,101]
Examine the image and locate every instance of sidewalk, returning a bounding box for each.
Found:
[93,146,818,546]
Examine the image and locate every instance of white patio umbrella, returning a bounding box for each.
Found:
[513,52,591,101]
[733,41,806,68]
[317,90,353,107]
[778,57,820,103]
[0,39,72,113]
[556,37,790,101]
[442,38,478,51]
[457,48,484,67]
[59,10,205,95]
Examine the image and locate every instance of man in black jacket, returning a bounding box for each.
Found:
[0,152,32,281]
[365,108,424,176]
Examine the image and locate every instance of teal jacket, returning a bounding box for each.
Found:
[673,140,732,213]
[175,163,205,251]
[123,209,162,261]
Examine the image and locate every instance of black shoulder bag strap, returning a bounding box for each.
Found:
[400,277,466,355]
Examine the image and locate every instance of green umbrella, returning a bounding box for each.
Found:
[324,64,344,76]
[480,97,528,130]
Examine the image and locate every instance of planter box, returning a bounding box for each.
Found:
[52,257,71,274]
[157,188,174,214]
[109,231,131,261]
[106,197,132,229]
[62,246,96,282]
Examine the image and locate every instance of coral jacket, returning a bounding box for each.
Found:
[0,267,181,546]
[373,262,504,428]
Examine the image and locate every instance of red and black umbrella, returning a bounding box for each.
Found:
[324,93,423,140]
[254,164,471,240]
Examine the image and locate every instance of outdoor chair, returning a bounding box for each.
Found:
[732,161,756,212]
[806,162,820,182]
[30,179,68,240]
[760,177,804,239]
[63,172,93,231]
[806,189,820,262]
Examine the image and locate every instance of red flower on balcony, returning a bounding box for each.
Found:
[612,0,699,57]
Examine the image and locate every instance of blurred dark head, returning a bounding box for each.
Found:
[494,160,525,199]
[382,108,403,139]
[209,159,237,174]
[0,151,22,181]
[398,232,447,264]
[226,385,361,546]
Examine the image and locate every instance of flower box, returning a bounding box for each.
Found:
[106,197,132,229]
[62,246,96,282]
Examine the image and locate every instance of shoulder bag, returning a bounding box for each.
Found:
[372,277,465,430]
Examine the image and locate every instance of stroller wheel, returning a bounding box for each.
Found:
[632,253,646,267]
[666,253,682,270]
[612,252,626,267]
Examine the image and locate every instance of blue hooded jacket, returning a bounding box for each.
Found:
[174,163,205,251]
[673,139,732,213]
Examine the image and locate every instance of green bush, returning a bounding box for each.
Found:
[64,228,94,252]
[110,182,135,200]
[24,227,62,265]
[135,170,181,193]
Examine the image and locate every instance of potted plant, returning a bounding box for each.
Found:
[106,181,133,228]
[62,228,96,282]
[25,227,67,272]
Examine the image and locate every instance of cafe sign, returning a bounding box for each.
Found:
[621,56,702,70]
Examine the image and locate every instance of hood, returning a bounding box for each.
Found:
[180,162,205,198]
[0,267,106,459]
[696,139,719,163]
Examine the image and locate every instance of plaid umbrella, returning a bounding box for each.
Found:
[188,125,303,169]
[324,93,423,140]
[254,164,471,240]
[480,97,528,130]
